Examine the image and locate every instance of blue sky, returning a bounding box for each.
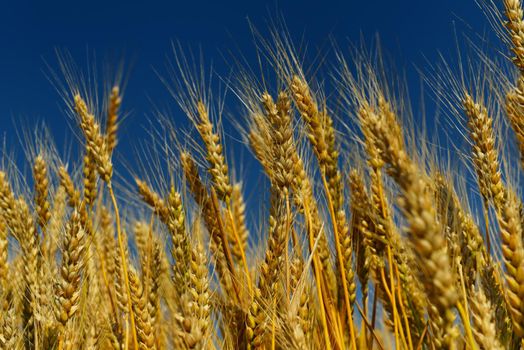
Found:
[0,0,493,180]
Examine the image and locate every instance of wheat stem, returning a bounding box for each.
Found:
[108,183,139,350]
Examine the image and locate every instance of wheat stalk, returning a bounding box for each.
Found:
[469,285,504,350]
[129,267,156,350]
[106,86,121,154]
[33,154,51,229]
[360,99,459,347]
[56,209,86,350]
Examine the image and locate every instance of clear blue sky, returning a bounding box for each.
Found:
[0,0,492,177]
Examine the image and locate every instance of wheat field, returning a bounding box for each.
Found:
[2,1,524,349]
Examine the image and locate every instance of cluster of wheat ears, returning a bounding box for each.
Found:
[6,1,524,349]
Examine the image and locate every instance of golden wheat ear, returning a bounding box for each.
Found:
[74,94,113,183]
[128,267,156,349]
[106,85,121,154]
[58,166,81,208]
[180,151,239,299]
[469,285,504,350]
[136,178,169,222]
[362,95,460,347]
[0,217,7,293]
[33,154,51,230]
[55,209,87,348]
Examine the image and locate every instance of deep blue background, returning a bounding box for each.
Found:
[0,0,494,184]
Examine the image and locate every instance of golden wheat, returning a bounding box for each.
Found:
[3,2,524,349]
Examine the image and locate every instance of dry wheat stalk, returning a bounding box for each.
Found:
[0,218,7,293]
[106,86,121,154]
[74,94,113,182]
[14,198,40,348]
[434,175,487,287]
[113,229,130,331]
[290,76,330,172]
[361,100,459,346]
[260,92,295,193]
[195,101,232,201]
[289,255,312,343]
[493,190,524,337]
[83,152,97,207]
[348,170,374,297]
[469,285,504,350]
[167,186,191,294]
[0,307,19,348]
[290,77,357,339]
[181,151,238,298]
[246,287,265,350]
[136,179,169,223]
[290,76,343,210]
[134,221,150,271]
[462,93,505,209]
[504,0,524,73]
[100,207,116,282]
[506,76,524,168]
[287,147,337,299]
[147,242,162,335]
[56,209,86,326]
[181,241,211,349]
[358,99,397,250]
[58,166,81,208]
[258,192,287,299]
[228,183,249,264]
[129,268,156,350]
[33,154,51,229]
[44,185,67,264]
[0,172,17,227]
